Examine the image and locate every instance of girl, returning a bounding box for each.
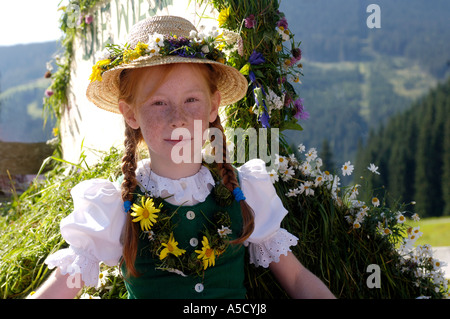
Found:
[30,15,334,299]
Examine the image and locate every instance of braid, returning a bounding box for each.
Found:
[121,124,141,202]
[120,123,143,277]
[210,117,255,244]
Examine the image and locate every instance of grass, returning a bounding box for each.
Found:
[415,216,450,248]
[0,147,123,299]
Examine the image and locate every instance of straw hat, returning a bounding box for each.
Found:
[86,15,248,113]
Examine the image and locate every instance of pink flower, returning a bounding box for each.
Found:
[284,93,293,107]
[85,15,93,25]
[45,89,54,98]
[244,14,256,28]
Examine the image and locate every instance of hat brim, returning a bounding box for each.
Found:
[86,55,248,114]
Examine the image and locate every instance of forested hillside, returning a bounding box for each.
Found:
[0,78,54,142]
[355,77,450,217]
[280,0,450,166]
[0,42,58,142]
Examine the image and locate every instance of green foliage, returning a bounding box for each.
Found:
[243,151,449,299]
[0,147,123,299]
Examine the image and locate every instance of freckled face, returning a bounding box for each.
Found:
[120,64,220,170]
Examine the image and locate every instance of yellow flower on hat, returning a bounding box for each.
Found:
[89,59,111,82]
[135,41,149,55]
[195,236,216,270]
[130,196,160,231]
[160,233,186,260]
[217,7,230,27]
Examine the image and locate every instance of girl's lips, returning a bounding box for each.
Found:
[164,138,192,146]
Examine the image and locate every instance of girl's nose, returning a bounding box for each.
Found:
[168,106,188,128]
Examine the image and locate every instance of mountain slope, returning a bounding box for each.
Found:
[280,0,449,167]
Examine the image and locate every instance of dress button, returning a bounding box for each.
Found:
[186,210,195,220]
[194,283,204,293]
[189,238,199,247]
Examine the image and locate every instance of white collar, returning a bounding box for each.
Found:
[135,159,215,206]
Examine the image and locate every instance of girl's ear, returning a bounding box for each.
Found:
[209,90,221,123]
[119,100,140,129]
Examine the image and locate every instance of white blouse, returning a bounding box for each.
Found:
[45,158,298,287]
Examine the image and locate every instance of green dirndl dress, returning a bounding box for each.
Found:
[121,179,246,299]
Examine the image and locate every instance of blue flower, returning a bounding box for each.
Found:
[249,50,265,65]
[249,70,256,82]
[259,110,270,128]
[253,85,270,128]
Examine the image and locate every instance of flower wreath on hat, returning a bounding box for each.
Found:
[86,16,248,113]
[89,27,234,83]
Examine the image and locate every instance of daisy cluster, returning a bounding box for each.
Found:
[270,144,348,200]
[269,144,449,298]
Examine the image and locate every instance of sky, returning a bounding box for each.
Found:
[0,0,63,46]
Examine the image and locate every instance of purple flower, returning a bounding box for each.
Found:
[249,50,265,65]
[259,111,270,128]
[293,98,309,120]
[244,14,256,28]
[249,71,256,83]
[291,48,302,63]
[276,16,288,29]
[253,85,270,127]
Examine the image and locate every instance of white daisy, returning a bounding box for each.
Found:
[305,148,317,162]
[371,197,380,207]
[367,163,380,175]
[280,166,295,181]
[218,225,232,238]
[341,161,354,176]
[268,169,279,184]
[299,181,314,196]
[297,143,306,153]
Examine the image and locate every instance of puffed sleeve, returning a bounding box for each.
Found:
[44,179,126,287]
[237,159,298,268]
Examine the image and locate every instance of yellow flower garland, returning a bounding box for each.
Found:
[130,192,233,277]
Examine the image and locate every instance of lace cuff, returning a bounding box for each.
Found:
[45,246,100,287]
[246,228,298,268]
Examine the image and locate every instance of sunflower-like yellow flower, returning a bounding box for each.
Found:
[195,236,216,270]
[89,59,111,82]
[160,233,186,260]
[217,7,230,27]
[130,196,160,231]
